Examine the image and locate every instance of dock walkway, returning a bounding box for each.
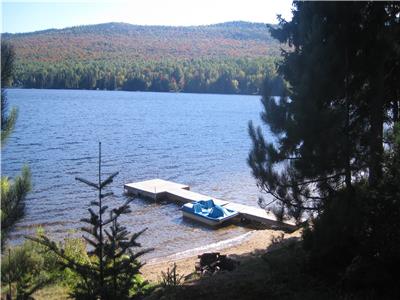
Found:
[124,179,296,230]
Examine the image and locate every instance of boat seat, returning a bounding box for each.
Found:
[199,199,215,209]
[193,203,203,213]
[209,205,225,218]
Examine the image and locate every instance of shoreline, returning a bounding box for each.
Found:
[141,228,301,282]
[7,87,261,97]
[145,230,255,265]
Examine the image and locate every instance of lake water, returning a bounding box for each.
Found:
[2,89,268,260]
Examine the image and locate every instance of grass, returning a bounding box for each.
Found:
[1,284,71,300]
[32,284,72,300]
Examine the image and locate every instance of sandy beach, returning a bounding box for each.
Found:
[141,228,301,282]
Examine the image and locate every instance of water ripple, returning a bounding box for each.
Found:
[2,89,268,260]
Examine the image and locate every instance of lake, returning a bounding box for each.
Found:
[2,88,268,260]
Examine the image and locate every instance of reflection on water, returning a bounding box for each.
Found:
[2,89,268,259]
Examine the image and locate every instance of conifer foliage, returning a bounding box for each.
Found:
[30,142,153,299]
[248,0,400,289]
[1,42,18,144]
[248,1,400,221]
[1,41,32,249]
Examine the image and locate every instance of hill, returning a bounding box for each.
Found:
[3,22,283,94]
[3,21,280,62]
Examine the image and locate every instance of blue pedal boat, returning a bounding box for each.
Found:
[181,199,239,227]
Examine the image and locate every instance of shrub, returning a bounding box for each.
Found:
[161,263,185,289]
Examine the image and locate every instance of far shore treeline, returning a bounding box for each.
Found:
[3,21,285,95]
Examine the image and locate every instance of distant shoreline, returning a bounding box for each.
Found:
[7,87,262,97]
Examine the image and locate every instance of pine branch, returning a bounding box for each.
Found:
[128,228,148,244]
[100,192,113,199]
[129,248,155,261]
[0,106,17,145]
[279,173,346,188]
[23,276,54,298]
[103,228,113,242]
[82,236,99,249]
[1,166,31,248]
[99,172,119,188]
[102,201,133,226]
[260,182,319,211]
[75,177,99,189]
[100,206,108,215]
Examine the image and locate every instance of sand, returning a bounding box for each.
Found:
[141,228,301,283]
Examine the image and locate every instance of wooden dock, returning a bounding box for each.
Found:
[124,179,296,230]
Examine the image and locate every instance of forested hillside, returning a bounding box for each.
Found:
[3,22,283,94]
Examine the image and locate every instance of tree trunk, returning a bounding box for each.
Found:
[369,59,384,187]
[393,98,399,123]
[344,47,352,191]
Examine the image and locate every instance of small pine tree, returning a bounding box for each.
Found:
[29,142,153,299]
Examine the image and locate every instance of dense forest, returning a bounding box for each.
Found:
[3,22,284,94]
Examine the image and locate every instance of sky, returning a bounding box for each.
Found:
[1,0,293,33]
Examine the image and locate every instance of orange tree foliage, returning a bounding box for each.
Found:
[4,22,284,94]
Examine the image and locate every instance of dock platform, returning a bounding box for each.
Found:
[124,179,296,230]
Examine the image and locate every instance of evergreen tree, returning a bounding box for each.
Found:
[248,1,400,221]
[1,41,32,249]
[249,1,400,288]
[29,143,153,300]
